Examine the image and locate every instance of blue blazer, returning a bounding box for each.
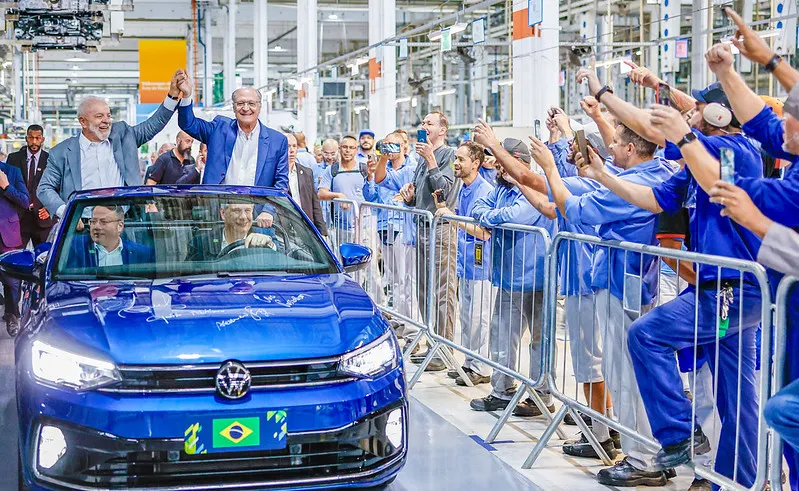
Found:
[0,161,30,250]
[177,102,289,191]
[66,234,155,270]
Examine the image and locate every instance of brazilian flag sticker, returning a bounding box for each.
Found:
[213,417,260,449]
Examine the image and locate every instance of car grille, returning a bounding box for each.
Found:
[36,403,406,490]
[100,358,355,393]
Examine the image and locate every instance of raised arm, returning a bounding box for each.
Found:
[706,43,765,125]
[624,60,695,113]
[517,183,558,220]
[577,66,667,147]
[727,7,799,93]
[529,136,570,217]
[580,145,663,214]
[580,96,616,148]
[473,119,548,194]
[175,72,215,144]
[131,71,182,147]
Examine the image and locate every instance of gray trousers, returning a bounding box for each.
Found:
[595,288,657,472]
[459,277,494,376]
[417,223,457,342]
[489,288,551,404]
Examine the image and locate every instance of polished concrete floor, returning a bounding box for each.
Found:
[0,323,535,491]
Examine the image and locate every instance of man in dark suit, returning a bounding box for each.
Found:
[66,205,153,269]
[186,203,275,261]
[8,124,54,246]
[285,133,327,238]
[174,71,289,230]
[0,161,30,335]
[38,72,183,220]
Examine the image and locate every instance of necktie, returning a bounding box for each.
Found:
[27,155,36,197]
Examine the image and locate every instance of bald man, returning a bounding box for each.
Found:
[146,131,199,185]
[313,138,339,189]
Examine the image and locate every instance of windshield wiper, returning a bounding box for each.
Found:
[216,271,291,277]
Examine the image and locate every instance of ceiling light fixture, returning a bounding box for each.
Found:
[435,88,456,97]
[328,14,338,21]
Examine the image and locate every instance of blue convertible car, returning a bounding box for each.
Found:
[0,186,407,490]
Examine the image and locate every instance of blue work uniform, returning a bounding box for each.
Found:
[478,166,497,186]
[737,106,799,491]
[563,157,677,307]
[363,157,415,241]
[471,184,556,292]
[311,162,330,191]
[455,174,494,281]
[629,131,764,489]
[319,165,365,230]
[377,160,418,246]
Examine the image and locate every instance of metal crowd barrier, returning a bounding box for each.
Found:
[525,232,772,491]
[326,198,361,259]
[405,213,562,442]
[769,276,799,489]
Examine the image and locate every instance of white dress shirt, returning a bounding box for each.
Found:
[288,163,303,210]
[79,133,123,190]
[95,241,124,267]
[224,123,260,186]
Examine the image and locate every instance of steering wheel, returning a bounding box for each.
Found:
[217,239,246,258]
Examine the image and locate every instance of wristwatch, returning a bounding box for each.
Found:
[677,131,698,149]
[167,93,180,101]
[595,85,613,103]
[764,54,783,73]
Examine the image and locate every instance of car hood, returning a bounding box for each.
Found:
[38,274,386,365]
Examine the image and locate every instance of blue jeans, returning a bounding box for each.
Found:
[628,284,762,488]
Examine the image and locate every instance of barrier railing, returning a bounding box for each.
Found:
[326,198,361,258]
[768,275,799,489]
[405,213,564,442]
[525,232,772,491]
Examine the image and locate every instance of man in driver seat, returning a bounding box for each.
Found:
[187,203,276,260]
[69,205,154,268]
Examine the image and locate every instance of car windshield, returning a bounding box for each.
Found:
[52,194,338,280]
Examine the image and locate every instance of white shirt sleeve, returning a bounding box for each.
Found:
[318,167,334,191]
[163,96,179,111]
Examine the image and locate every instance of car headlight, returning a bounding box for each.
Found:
[31,340,120,391]
[339,331,399,378]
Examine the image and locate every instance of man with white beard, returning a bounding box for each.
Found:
[38,71,183,219]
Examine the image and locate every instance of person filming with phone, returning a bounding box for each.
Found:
[374,112,458,372]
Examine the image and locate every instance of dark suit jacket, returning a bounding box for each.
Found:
[66,234,154,269]
[177,102,289,191]
[8,147,54,229]
[0,161,30,250]
[186,227,225,261]
[293,163,328,236]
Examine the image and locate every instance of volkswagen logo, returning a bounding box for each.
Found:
[215,361,252,400]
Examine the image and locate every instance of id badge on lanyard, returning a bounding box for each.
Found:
[474,243,483,267]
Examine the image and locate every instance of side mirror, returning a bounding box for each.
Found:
[0,250,38,282]
[339,243,371,273]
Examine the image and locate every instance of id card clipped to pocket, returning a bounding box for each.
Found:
[474,243,483,267]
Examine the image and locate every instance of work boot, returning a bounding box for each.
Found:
[470,395,511,412]
[611,429,621,449]
[597,457,676,487]
[5,314,19,337]
[447,369,461,379]
[564,411,592,426]
[455,368,490,386]
[562,432,618,460]
[424,358,446,372]
[688,478,712,491]
[512,397,556,417]
[652,426,711,470]
[409,349,429,364]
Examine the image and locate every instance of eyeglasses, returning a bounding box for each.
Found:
[89,218,120,226]
[234,101,261,110]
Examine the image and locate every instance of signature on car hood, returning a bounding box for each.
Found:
[39,274,386,365]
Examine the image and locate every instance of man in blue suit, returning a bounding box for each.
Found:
[175,71,289,228]
[0,161,30,336]
[66,205,153,269]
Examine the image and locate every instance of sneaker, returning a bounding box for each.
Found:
[562,432,618,460]
[409,350,429,364]
[513,397,556,417]
[564,411,592,426]
[597,457,675,487]
[455,368,490,386]
[5,315,19,337]
[424,358,446,372]
[688,478,712,491]
[470,395,511,412]
[652,426,711,470]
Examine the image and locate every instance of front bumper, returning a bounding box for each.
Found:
[29,401,406,490]
[19,366,407,490]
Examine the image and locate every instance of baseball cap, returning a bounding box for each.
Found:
[503,138,531,163]
[359,129,375,138]
[761,95,784,118]
[691,82,740,127]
